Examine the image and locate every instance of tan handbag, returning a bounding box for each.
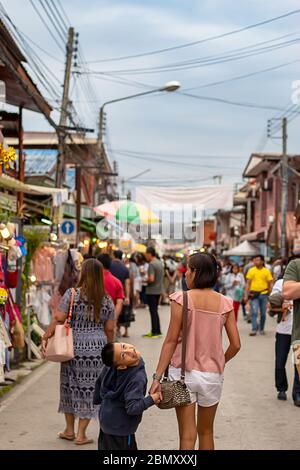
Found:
[293,343,300,381]
[9,298,25,349]
[158,291,191,409]
[45,288,75,363]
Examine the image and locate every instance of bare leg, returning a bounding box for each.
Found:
[76,418,91,443]
[175,403,197,450]
[197,403,219,450]
[63,413,75,436]
[123,326,129,338]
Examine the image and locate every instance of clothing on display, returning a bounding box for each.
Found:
[31,246,56,283]
[31,286,52,326]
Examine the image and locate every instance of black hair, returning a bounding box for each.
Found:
[252,254,264,262]
[101,342,115,367]
[146,246,156,257]
[113,250,123,260]
[97,253,112,270]
[188,252,219,289]
[231,263,239,273]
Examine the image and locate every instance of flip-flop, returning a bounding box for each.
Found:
[58,432,76,441]
[75,438,94,446]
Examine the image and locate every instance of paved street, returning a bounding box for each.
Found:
[0,304,298,450]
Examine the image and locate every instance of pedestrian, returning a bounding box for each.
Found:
[93,341,161,450]
[225,264,245,321]
[130,254,141,308]
[109,250,131,337]
[150,252,241,450]
[97,254,124,324]
[110,250,130,306]
[239,264,247,320]
[137,253,148,308]
[179,258,188,292]
[244,255,273,336]
[283,256,300,387]
[269,273,300,406]
[42,259,115,445]
[143,247,164,338]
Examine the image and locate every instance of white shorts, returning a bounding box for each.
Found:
[168,366,224,407]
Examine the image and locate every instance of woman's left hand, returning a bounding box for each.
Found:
[149,380,162,400]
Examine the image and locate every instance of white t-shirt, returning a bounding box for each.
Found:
[271,279,293,335]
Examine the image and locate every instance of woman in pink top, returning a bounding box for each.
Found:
[150,253,241,450]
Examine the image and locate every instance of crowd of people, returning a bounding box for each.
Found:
[40,247,300,451]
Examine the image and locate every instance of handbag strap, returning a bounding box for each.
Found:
[180,291,188,381]
[64,288,75,329]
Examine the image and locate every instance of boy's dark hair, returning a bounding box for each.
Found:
[113,250,123,260]
[188,252,219,289]
[253,254,264,262]
[146,246,156,257]
[101,342,115,367]
[97,253,111,270]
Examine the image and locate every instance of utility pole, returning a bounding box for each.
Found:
[76,165,81,245]
[55,27,75,188]
[280,117,288,258]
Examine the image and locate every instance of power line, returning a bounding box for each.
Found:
[37,0,66,44]
[111,149,242,170]
[107,147,244,160]
[28,0,65,53]
[84,8,300,63]
[89,36,300,76]
[56,0,72,27]
[48,0,68,33]
[0,3,62,100]
[184,59,300,91]
[180,92,286,112]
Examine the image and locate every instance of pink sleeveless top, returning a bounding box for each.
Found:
[170,291,233,374]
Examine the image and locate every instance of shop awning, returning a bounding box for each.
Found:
[240,230,266,242]
[0,173,68,204]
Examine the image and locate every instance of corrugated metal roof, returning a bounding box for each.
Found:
[24,149,57,175]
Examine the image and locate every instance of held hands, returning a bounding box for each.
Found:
[151,392,162,405]
[149,380,163,402]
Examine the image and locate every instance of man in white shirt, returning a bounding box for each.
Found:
[271,278,300,406]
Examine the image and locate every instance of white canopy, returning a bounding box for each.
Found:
[224,240,259,256]
[135,185,234,210]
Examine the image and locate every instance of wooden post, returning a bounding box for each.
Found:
[18,105,24,216]
[76,165,81,245]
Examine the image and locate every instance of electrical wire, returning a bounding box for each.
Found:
[28,0,65,53]
[88,37,300,76]
[107,148,243,160]
[110,149,242,170]
[184,59,300,91]
[180,92,285,112]
[0,3,62,100]
[84,8,300,63]
[37,0,66,44]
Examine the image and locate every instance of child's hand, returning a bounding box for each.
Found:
[151,392,162,405]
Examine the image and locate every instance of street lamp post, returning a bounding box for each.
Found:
[98,81,181,141]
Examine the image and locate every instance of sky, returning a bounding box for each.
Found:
[1,0,300,193]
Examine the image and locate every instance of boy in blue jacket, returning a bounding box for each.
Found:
[94,342,161,450]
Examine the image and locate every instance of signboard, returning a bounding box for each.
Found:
[0,193,17,212]
[59,219,76,244]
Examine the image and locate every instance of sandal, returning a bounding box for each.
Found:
[58,432,76,441]
[75,438,94,446]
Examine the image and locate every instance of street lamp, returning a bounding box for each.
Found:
[98,81,181,141]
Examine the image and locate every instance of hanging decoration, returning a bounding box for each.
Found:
[0,144,17,169]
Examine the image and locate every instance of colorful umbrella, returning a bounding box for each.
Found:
[94,201,159,224]
[133,243,147,253]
